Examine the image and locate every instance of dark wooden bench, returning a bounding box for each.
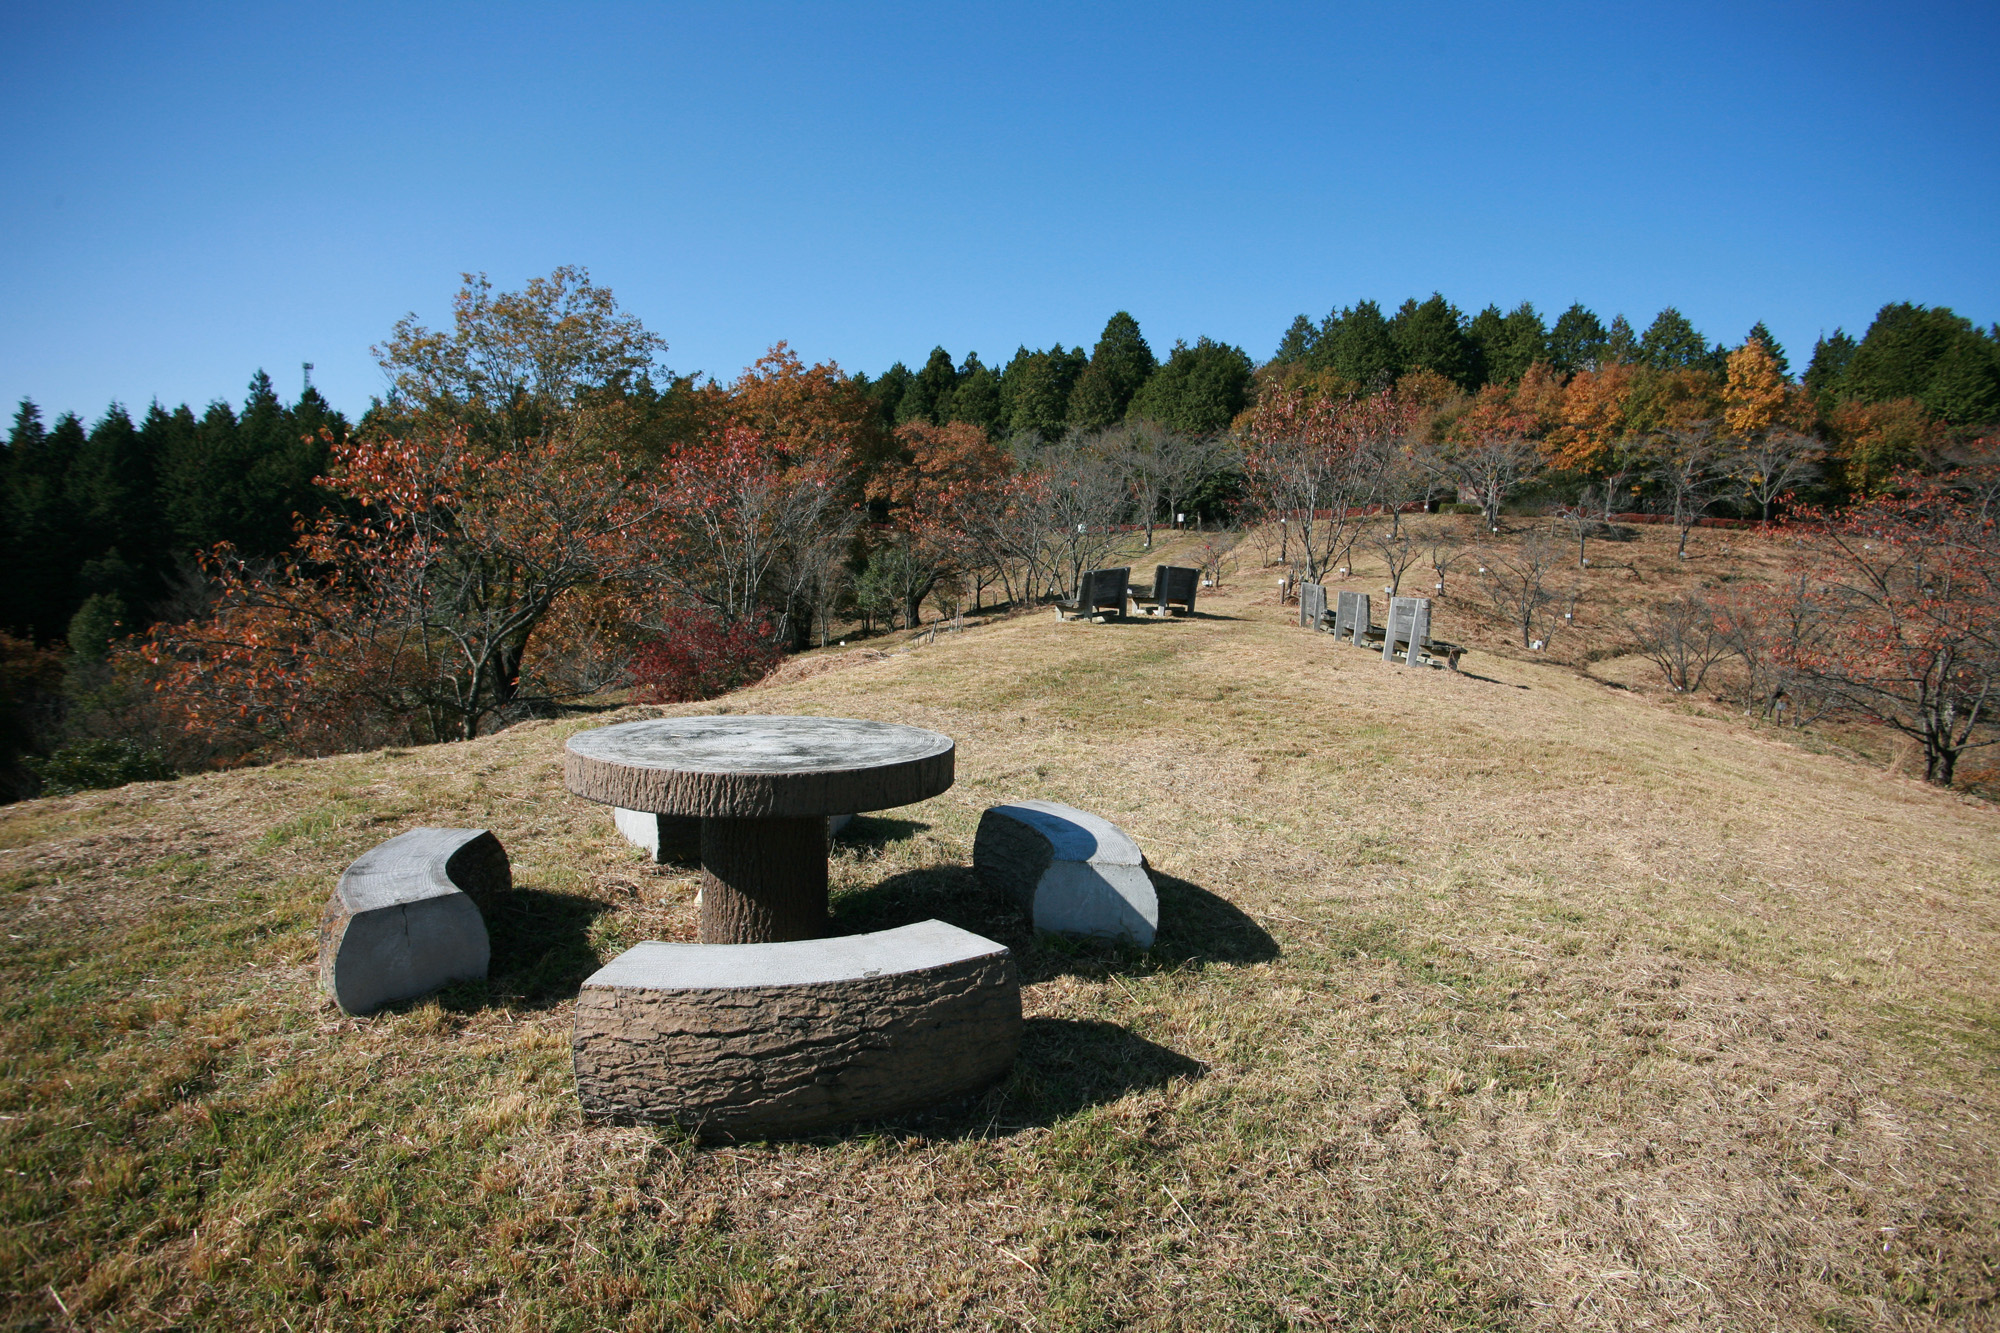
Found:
[1298,580,1328,631]
[1333,591,1378,646]
[1381,595,1464,669]
[1137,565,1200,616]
[1056,567,1131,621]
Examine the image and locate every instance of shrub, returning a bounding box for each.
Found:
[1439,502,1483,515]
[628,610,785,703]
[27,739,175,795]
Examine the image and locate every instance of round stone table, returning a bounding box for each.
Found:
[564,716,955,944]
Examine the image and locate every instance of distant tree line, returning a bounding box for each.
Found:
[1,375,350,650]
[859,312,1257,443]
[1,272,1993,798]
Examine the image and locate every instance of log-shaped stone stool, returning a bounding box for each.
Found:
[571,919,1020,1137]
[974,800,1158,946]
[566,716,954,944]
[319,828,504,1015]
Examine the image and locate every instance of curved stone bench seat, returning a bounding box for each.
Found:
[572,920,1020,1137]
[974,800,1158,946]
[318,828,504,1015]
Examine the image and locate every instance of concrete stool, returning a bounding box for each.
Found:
[572,920,1019,1137]
[973,800,1158,946]
[614,809,853,865]
[319,828,503,1015]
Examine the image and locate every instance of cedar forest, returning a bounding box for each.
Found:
[2,268,1996,797]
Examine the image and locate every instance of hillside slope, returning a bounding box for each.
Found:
[3,560,1998,1331]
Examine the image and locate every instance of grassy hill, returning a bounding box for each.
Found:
[4,524,1998,1331]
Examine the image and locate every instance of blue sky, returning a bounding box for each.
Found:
[3,1,1996,423]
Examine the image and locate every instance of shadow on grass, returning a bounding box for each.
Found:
[438,883,612,1012]
[829,864,1277,983]
[841,1016,1206,1142]
[830,815,928,851]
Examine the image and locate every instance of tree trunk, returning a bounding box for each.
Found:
[699,816,828,943]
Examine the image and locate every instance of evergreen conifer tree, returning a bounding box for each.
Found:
[1127,337,1254,435]
[1465,305,1507,387]
[1327,300,1399,389]
[1549,304,1608,374]
[1389,294,1475,387]
[1605,314,1640,364]
[1273,315,1317,365]
[1002,345,1086,442]
[1067,313,1156,432]
[1803,331,1858,414]
[1744,322,1790,378]
[896,348,959,426]
[1638,308,1709,370]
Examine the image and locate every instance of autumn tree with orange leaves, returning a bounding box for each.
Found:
[865,420,1011,627]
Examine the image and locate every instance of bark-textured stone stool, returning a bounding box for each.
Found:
[974,800,1158,946]
[319,828,503,1015]
[567,716,953,944]
[571,919,1020,1136]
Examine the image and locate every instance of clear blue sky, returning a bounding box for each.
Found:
[4,1,1996,424]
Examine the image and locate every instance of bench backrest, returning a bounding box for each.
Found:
[1081,566,1130,610]
[1335,590,1371,643]
[1153,565,1199,610]
[1383,596,1432,664]
[1299,580,1327,629]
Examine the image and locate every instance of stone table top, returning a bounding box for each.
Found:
[564,715,955,819]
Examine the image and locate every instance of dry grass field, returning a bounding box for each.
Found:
[3,521,1998,1331]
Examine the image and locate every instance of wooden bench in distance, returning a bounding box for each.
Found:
[1138,564,1200,616]
[572,920,1021,1137]
[1381,596,1464,669]
[1299,580,1328,631]
[319,828,503,1015]
[974,800,1158,946]
[1333,590,1379,646]
[1056,567,1131,621]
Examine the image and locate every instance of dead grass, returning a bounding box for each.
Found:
[2,522,1998,1330]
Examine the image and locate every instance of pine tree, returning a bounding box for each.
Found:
[1327,300,1399,389]
[1846,303,2000,424]
[1002,345,1086,442]
[948,352,1005,434]
[1465,305,1507,387]
[1804,331,1857,414]
[1389,294,1475,387]
[1549,304,1608,374]
[1067,313,1156,432]
[1485,302,1548,383]
[1744,322,1790,378]
[3,409,84,639]
[1605,314,1640,364]
[1638,308,1709,370]
[896,348,959,427]
[1127,337,1254,434]
[1273,315,1317,365]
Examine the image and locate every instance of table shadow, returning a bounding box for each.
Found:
[828,864,1278,982]
[831,815,928,849]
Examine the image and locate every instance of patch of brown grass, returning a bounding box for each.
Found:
[3,524,1998,1330]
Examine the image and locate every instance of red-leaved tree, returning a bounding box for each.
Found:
[1780,471,2000,784]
